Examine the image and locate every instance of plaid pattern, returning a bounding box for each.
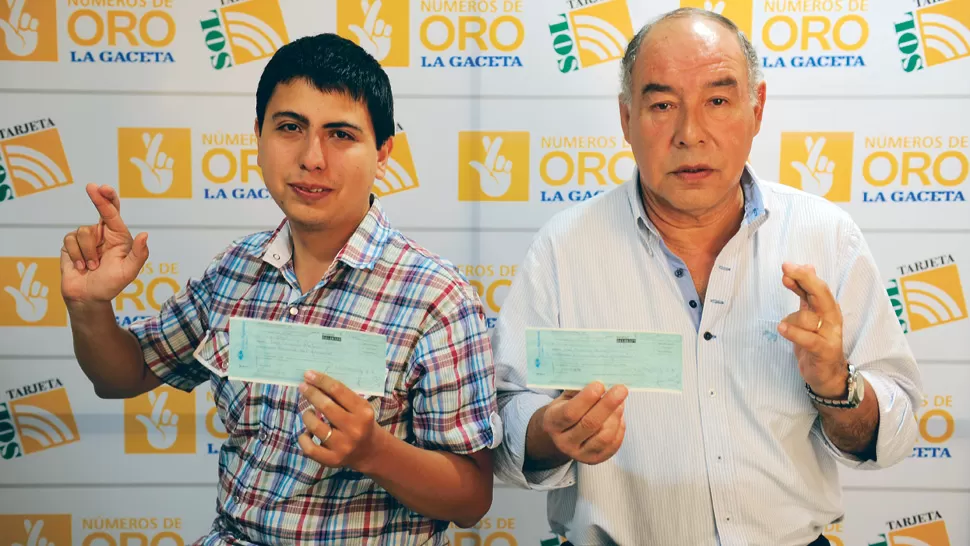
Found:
[128,197,498,546]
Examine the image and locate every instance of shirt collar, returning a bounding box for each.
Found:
[625,163,770,238]
[250,194,392,271]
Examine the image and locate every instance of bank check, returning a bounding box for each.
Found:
[228,318,388,396]
[526,328,683,392]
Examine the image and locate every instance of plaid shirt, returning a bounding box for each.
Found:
[128,197,499,546]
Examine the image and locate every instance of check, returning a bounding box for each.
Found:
[526,328,683,392]
[228,318,389,396]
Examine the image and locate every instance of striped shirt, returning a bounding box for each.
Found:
[129,197,499,546]
[492,166,923,546]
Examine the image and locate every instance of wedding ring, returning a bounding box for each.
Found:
[317,426,333,446]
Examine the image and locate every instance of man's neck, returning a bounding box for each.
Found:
[642,184,745,259]
[289,214,365,292]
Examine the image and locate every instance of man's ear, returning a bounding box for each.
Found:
[619,96,632,145]
[374,136,394,180]
[254,117,261,137]
[753,81,767,135]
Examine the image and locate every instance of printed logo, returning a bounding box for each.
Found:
[118,128,192,199]
[779,132,854,202]
[0,0,57,62]
[199,0,289,70]
[80,515,187,545]
[456,263,517,328]
[0,118,73,203]
[65,0,176,65]
[1,378,80,460]
[338,0,408,67]
[374,127,420,197]
[0,258,66,327]
[886,254,966,334]
[893,0,970,72]
[780,132,967,204]
[0,515,72,546]
[538,134,634,203]
[199,129,268,201]
[752,0,872,69]
[912,392,956,459]
[124,386,196,454]
[458,131,530,202]
[548,0,634,73]
[680,0,754,38]
[449,517,523,545]
[869,510,951,546]
[115,260,182,328]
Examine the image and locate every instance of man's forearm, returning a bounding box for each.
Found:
[523,405,571,472]
[359,432,493,528]
[68,301,159,398]
[816,379,880,459]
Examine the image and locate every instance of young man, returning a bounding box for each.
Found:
[60,33,499,545]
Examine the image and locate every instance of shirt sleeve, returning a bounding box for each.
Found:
[126,251,225,393]
[815,218,924,469]
[409,286,500,455]
[492,232,576,491]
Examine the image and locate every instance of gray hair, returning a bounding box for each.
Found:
[619,7,763,106]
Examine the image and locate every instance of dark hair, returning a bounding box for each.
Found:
[255,33,395,148]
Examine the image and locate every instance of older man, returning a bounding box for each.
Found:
[492,7,922,546]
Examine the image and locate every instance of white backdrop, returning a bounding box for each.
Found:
[1,0,968,544]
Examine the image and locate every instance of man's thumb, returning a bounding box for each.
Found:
[127,232,149,268]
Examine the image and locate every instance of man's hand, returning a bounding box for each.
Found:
[778,263,848,398]
[298,370,386,473]
[536,382,628,466]
[60,183,149,305]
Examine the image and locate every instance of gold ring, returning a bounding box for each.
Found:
[815,316,823,333]
[317,426,333,446]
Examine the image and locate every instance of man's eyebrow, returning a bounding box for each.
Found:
[641,83,675,95]
[270,112,363,133]
[271,111,309,125]
[706,77,739,89]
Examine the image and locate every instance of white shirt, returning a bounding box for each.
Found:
[492,165,923,546]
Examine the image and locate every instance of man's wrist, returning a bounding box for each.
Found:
[808,363,850,399]
[355,425,392,476]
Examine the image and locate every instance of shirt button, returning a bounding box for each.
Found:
[289,307,298,316]
[709,389,716,397]
[232,495,241,504]
[703,332,713,340]
[689,300,698,308]
[258,430,268,441]
[674,268,685,278]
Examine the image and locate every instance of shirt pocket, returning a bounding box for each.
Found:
[741,318,816,421]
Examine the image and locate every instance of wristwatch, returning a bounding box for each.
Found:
[805,362,864,409]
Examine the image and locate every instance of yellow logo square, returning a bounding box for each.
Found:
[118,128,192,199]
[0,515,73,546]
[221,0,289,66]
[458,131,530,202]
[9,389,80,455]
[569,0,634,68]
[374,131,419,197]
[0,258,66,327]
[889,520,950,545]
[901,264,967,332]
[0,0,58,62]
[779,132,854,202]
[337,0,409,67]
[680,0,753,39]
[0,128,73,199]
[917,0,970,68]
[125,386,196,454]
